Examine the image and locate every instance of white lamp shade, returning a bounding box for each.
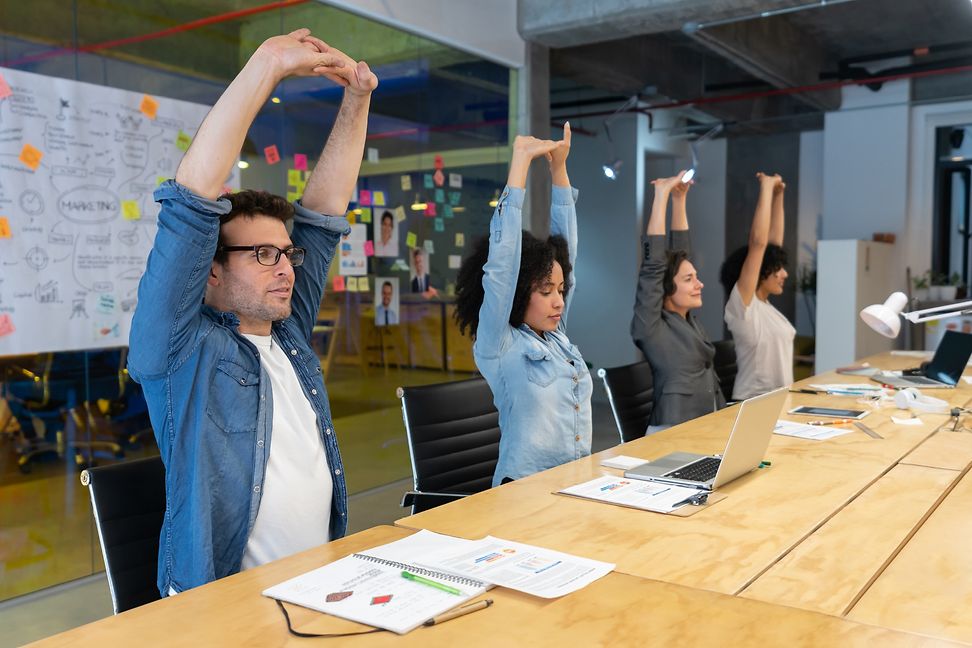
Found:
[859,291,908,338]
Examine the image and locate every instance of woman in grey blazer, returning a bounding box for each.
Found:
[631,171,725,432]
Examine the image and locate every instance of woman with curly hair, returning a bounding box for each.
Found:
[719,173,794,400]
[454,124,591,486]
[631,171,725,433]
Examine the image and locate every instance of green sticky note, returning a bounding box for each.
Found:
[434,217,444,232]
[359,207,372,223]
[434,188,445,203]
[287,169,303,185]
[286,191,300,203]
[449,191,461,206]
[175,130,192,152]
[406,231,417,248]
[156,176,167,186]
[424,173,433,189]
[443,204,454,219]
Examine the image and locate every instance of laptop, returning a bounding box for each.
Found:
[623,388,787,491]
[871,330,972,389]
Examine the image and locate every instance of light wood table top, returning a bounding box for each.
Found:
[28,525,966,647]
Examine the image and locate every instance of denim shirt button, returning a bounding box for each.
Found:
[253,485,260,493]
[291,349,298,356]
[239,378,246,384]
[325,427,331,435]
[573,404,580,411]
[572,375,578,383]
[574,435,580,442]
[334,469,342,475]
[257,439,264,447]
[311,388,318,395]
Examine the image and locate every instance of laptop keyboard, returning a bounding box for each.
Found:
[665,456,722,483]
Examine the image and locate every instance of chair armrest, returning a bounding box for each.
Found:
[401,490,468,508]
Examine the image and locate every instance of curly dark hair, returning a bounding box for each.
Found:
[213,190,295,264]
[664,249,692,298]
[719,243,788,294]
[454,231,572,338]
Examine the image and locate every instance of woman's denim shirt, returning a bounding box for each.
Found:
[128,181,349,595]
[474,185,593,486]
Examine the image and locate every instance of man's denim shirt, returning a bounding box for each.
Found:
[128,181,349,595]
[474,185,593,487]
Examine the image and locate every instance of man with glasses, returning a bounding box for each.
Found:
[128,29,377,596]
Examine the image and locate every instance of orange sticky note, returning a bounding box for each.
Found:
[19,143,43,171]
[264,145,280,165]
[0,73,11,100]
[333,276,346,292]
[0,216,10,238]
[140,94,158,119]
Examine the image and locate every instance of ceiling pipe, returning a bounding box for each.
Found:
[683,0,859,33]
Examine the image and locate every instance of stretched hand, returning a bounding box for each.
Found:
[512,135,560,161]
[300,35,378,95]
[651,171,690,194]
[547,122,571,169]
[259,29,349,81]
[756,172,783,191]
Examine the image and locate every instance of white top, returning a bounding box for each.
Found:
[724,283,796,400]
[240,333,332,570]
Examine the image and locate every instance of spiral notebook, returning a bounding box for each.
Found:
[262,533,489,635]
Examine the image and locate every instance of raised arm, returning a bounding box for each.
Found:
[545,124,579,326]
[669,174,693,255]
[769,176,785,247]
[475,136,560,358]
[736,172,780,306]
[175,29,351,199]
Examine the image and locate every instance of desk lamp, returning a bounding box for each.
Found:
[860,291,972,338]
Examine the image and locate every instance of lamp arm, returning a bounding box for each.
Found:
[903,300,972,323]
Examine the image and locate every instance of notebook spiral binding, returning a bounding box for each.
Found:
[353,553,486,589]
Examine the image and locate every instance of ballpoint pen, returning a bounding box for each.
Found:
[401,571,463,596]
[673,491,709,507]
[807,418,856,426]
[424,599,493,626]
[788,388,824,395]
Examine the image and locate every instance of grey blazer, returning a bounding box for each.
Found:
[631,231,725,426]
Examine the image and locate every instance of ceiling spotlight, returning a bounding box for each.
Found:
[602,159,623,180]
[237,160,250,169]
[410,194,427,211]
[270,96,281,104]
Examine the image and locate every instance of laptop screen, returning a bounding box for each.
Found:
[926,330,972,385]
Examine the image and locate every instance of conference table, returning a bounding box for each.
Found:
[30,352,972,646]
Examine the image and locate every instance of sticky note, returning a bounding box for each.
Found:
[0,314,14,337]
[434,188,445,203]
[434,154,444,170]
[359,207,372,223]
[121,200,141,220]
[19,143,42,171]
[175,130,192,152]
[346,277,358,291]
[433,169,445,187]
[443,204,454,219]
[394,206,407,223]
[424,203,437,217]
[359,190,372,206]
[139,94,158,119]
[293,154,308,171]
[364,240,374,256]
[358,276,370,292]
[0,216,10,238]
[287,169,303,185]
[264,145,280,165]
[424,174,433,189]
[449,191,461,206]
[423,239,435,254]
[406,232,417,248]
[449,173,462,188]
[287,191,300,203]
[155,176,167,186]
[449,255,462,269]
[401,175,412,191]
[455,233,465,247]
[434,217,444,232]
[293,180,306,194]
[347,211,356,224]
[373,191,386,207]
[0,73,11,100]
[333,276,346,292]
[366,147,379,163]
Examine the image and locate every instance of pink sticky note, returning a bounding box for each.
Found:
[434,154,444,170]
[424,203,437,216]
[264,145,280,165]
[293,154,308,171]
[0,314,14,337]
[433,169,445,187]
[333,276,346,292]
[363,240,374,257]
[0,74,11,100]
[359,190,372,206]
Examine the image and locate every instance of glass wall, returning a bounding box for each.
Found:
[0,0,511,601]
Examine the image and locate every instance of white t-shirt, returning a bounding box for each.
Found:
[724,283,796,401]
[240,334,332,570]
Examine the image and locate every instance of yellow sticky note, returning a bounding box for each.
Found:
[19,143,43,171]
[347,211,357,224]
[346,276,358,291]
[286,191,300,203]
[0,216,10,239]
[358,276,370,292]
[121,200,141,220]
[394,206,406,223]
[373,191,386,207]
[406,232,417,248]
[140,94,159,119]
[287,169,303,185]
[175,130,192,152]
[359,207,372,223]
[455,233,465,247]
[156,176,167,186]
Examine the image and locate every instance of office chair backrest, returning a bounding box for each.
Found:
[713,339,738,402]
[597,361,654,443]
[398,377,500,496]
[81,455,165,614]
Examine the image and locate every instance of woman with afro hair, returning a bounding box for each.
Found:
[719,172,794,400]
[454,123,592,486]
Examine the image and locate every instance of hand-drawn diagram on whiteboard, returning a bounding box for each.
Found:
[0,67,233,355]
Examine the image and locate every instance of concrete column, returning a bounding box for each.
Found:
[514,42,550,235]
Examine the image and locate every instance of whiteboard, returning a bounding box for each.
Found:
[0,67,232,356]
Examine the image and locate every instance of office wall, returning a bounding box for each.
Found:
[796,130,823,337]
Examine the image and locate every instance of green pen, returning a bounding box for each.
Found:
[401,571,463,596]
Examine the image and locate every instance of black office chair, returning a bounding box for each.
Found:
[397,377,500,514]
[81,454,165,614]
[596,360,654,443]
[713,339,738,402]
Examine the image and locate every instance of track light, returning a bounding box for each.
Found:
[410,194,427,211]
[602,159,623,180]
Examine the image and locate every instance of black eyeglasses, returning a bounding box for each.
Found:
[219,244,306,267]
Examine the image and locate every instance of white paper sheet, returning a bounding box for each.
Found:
[774,419,853,440]
[559,475,706,513]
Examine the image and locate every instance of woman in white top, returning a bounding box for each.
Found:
[719,173,795,400]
